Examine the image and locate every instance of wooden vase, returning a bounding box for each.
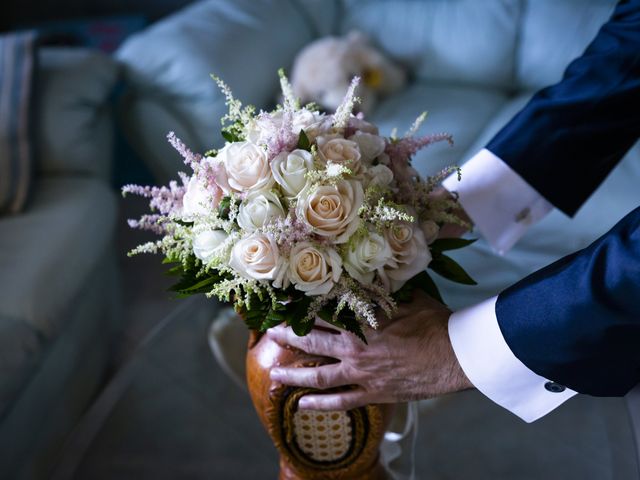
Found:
[246,330,392,480]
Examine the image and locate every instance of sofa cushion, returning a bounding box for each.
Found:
[0,177,117,336]
[0,177,117,418]
[516,0,617,90]
[340,0,521,89]
[35,48,118,180]
[369,82,509,176]
[439,93,640,309]
[116,0,326,182]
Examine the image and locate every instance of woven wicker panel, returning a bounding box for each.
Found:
[293,410,353,461]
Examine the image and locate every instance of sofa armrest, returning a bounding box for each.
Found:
[116,0,338,182]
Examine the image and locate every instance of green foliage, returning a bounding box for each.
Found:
[217,196,232,220]
[430,237,476,253]
[297,129,311,151]
[318,304,367,344]
[394,270,444,305]
[165,255,227,298]
[221,128,242,143]
[429,252,477,285]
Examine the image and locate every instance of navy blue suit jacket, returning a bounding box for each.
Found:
[487,0,640,396]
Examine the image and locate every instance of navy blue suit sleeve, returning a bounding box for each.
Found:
[496,206,640,396]
[487,0,640,216]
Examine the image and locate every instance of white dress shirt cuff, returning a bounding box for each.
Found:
[448,296,577,423]
[442,149,553,254]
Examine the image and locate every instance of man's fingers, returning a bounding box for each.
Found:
[267,324,347,358]
[297,389,370,411]
[270,364,349,390]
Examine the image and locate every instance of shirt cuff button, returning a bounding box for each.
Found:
[545,381,566,393]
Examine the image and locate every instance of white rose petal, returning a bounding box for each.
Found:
[348,132,386,164]
[287,242,342,295]
[218,141,273,193]
[381,222,432,292]
[193,230,228,263]
[229,233,282,281]
[365,164,394,188]
[297,179,364,244]
[271,149,315,198]
[182,176,213,218]
[344,231,393,285]
[237,190,285,232]
[316,136,363,175]
[421,220,440,245]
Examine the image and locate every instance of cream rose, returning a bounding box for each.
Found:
[381,221,432,292]
[344,231,393,285]
[229,233,281,281]
[218,141,273,193]
[271,149,314,198]
[348,132,385,164]
[348,116,379,135]
[364,164,394,188]
[297,179,364,244]
[316,136,363,175]
[193,229,228,263]
[245,110,324,145]
[281,242,342,295]
[182,176,214,218]
[420,220,440,245]
[237,190,285,231]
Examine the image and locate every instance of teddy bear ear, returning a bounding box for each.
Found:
[346,30,369,47]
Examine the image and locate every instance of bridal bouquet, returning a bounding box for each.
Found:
[124,71,474,341]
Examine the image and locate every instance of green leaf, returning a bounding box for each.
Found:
[286,297,314,336]
[415,271,445,304]
[430,237,477,253]
[218,196,231,220]
[429,253,477,285]
[221,130,240,143]
[297,129,311,151]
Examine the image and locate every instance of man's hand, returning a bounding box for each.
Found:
[268,290,473,410]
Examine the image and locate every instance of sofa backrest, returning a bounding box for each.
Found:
[516,0,616,90]
[35,48,119,180]
[116,0,331,182]
[115,0,621,181]
[339,0,617,91]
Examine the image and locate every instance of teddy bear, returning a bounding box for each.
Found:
[290,31,406,115]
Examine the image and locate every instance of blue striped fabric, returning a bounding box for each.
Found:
[0,31,36,215]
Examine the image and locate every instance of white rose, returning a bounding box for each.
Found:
[245,111,283,145]
[229,233,282,281]
[237,190,285,231]
[218,141,273,193]
[297,179,364,244]
[271,149,314,198]
[344,231,393,285]
[193,230,228,263]
[303,117,333,143]
[182,176,213,217]
[347,116,379,135]
[316,136,363,175]
[365,164,394,188]
[284,242,342,295]
[348,132,385,164]
[293,109,325,134]
[245,110,325,145]
[381,222,432,292]
[421,220,440,245]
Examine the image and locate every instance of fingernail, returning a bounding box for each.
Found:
[298,397,312,410]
